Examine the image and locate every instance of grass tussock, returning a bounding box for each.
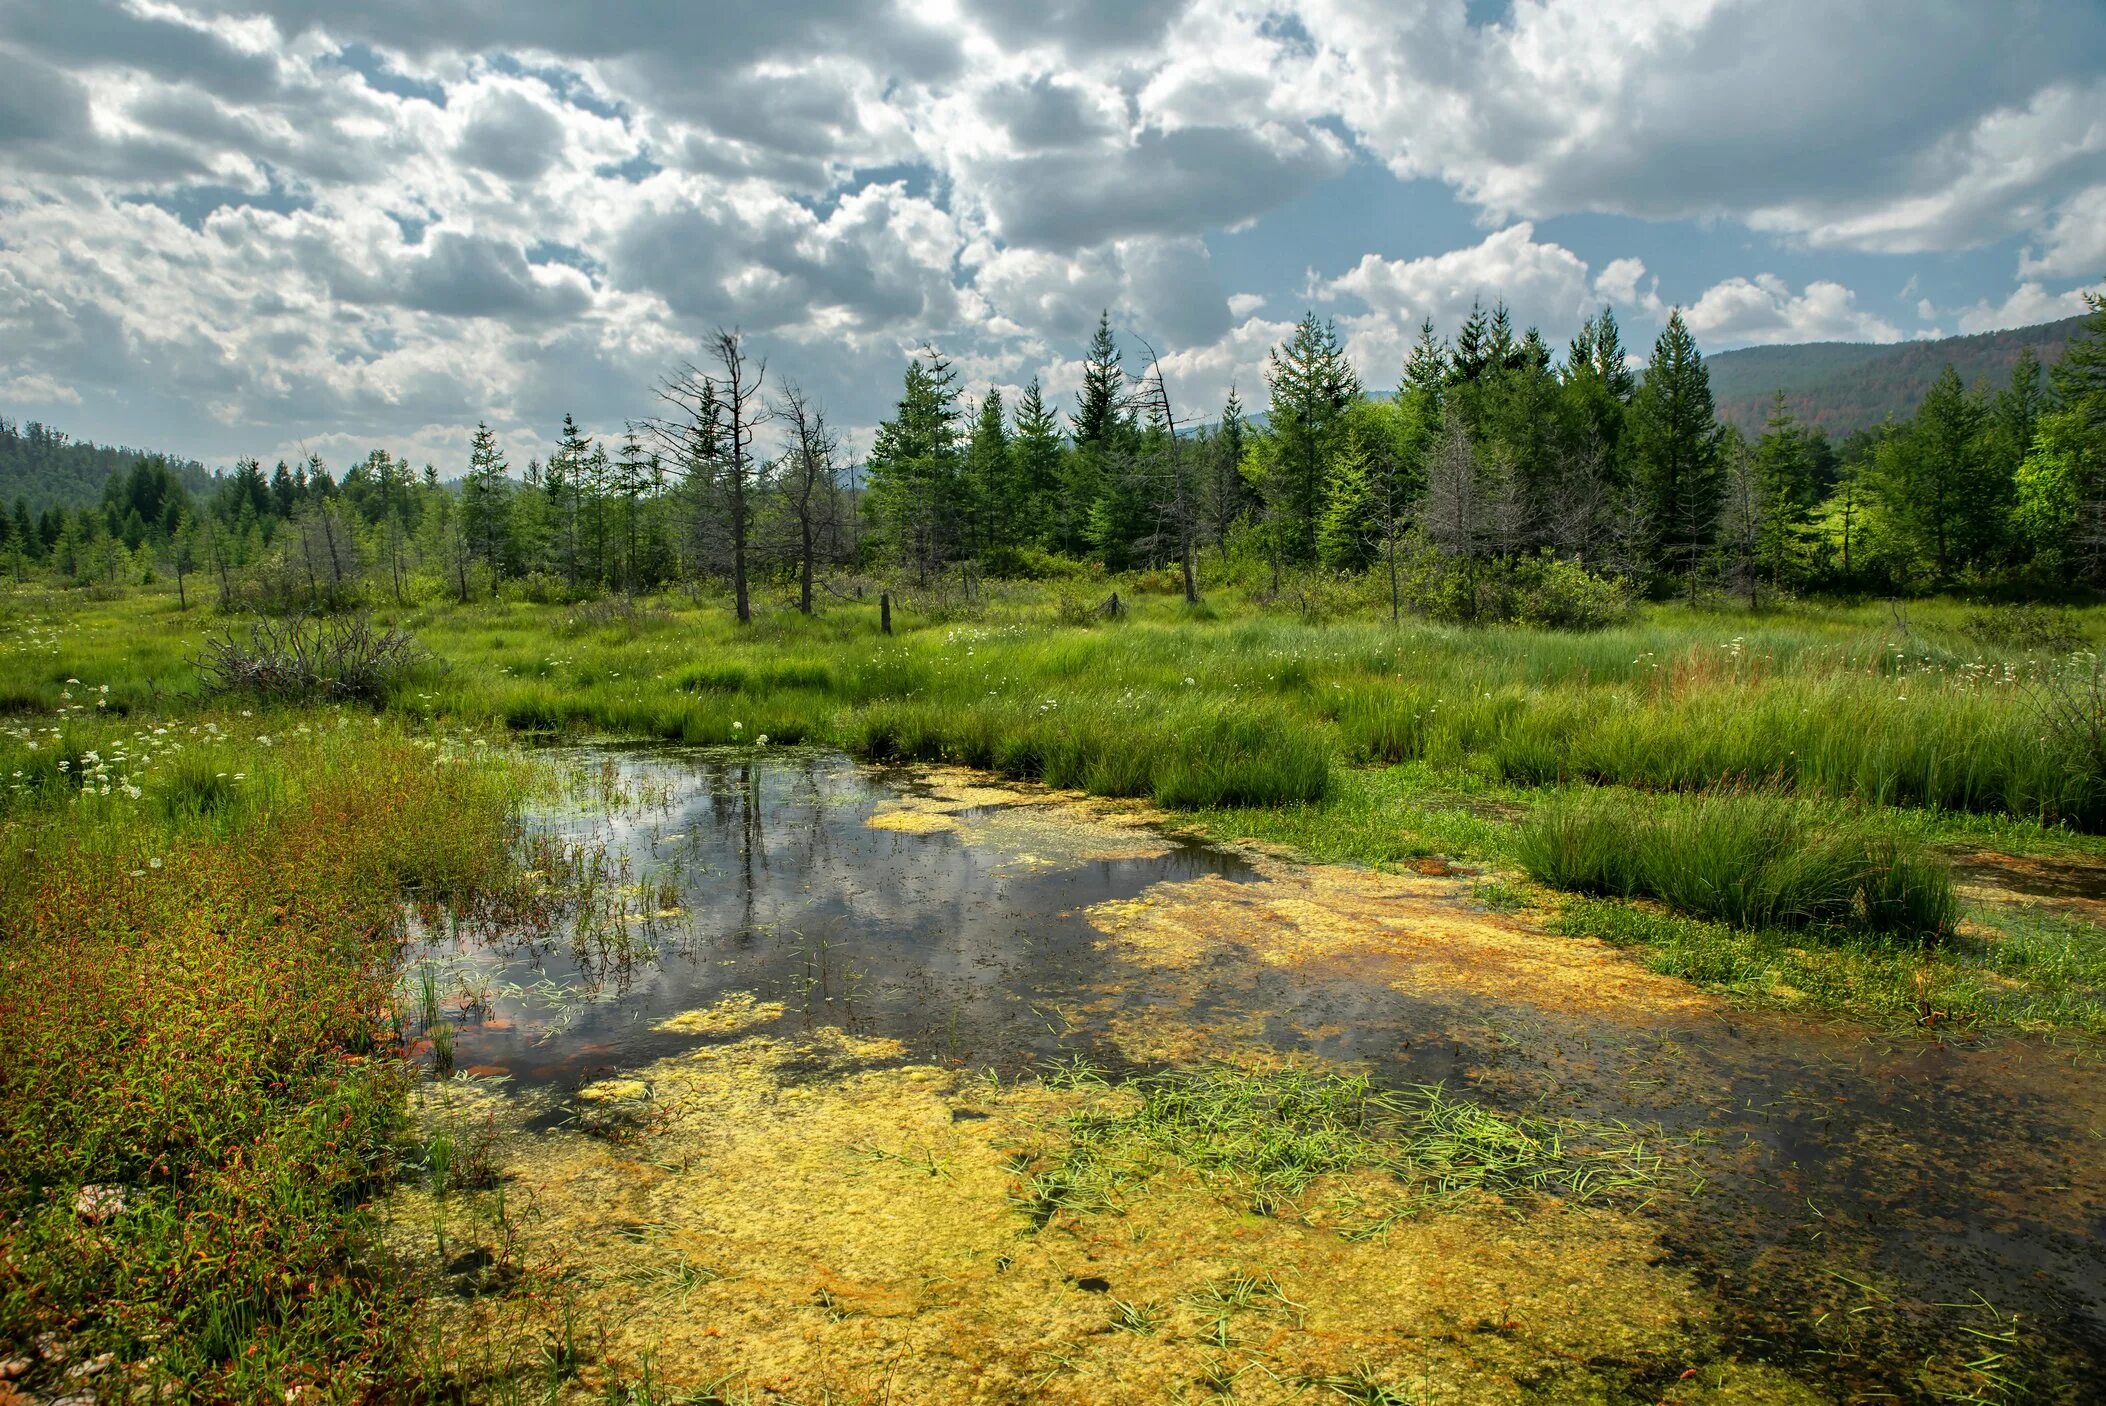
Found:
[1516,792,1958,942]
[0,721,527,1400]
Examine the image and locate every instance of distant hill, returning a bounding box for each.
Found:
[1708,316,2086,439]
[0,417,213,514]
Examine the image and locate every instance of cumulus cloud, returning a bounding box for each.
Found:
[1956,280,2106,335]
[1683,275,1904,347]
[1299,0,2106,253]
[0,0,2097,469]
[2019,185,2106,281]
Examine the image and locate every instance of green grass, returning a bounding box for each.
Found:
[1514,791,1957,941]
[1550,897,2106,1037]
[1015,1063,1664,1234]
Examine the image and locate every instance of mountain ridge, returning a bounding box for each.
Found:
[1707,315,2085,439]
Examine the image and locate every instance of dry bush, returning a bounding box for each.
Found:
[192,613,429,704]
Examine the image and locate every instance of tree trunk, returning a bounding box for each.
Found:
[1387,530,1400,624]
[799,517,814,615]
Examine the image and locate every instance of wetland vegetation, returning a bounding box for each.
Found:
[4,299,2106,1403]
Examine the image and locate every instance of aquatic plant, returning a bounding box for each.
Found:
[1014,1065,1664,1233]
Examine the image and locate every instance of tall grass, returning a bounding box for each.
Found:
[8,585,2100,827]
[1515,791,1957,942]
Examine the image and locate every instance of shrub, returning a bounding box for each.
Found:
[1508,555,1633,631]
[1515,791,1956,943]
[193,613,429,704]
[1965,603,2084,653]
[983,544,1089,580]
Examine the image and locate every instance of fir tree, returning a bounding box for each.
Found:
[965,388,1012,552]
[462,422,510,596]
[865,351,964,583]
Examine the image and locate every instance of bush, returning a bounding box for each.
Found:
[192,613,429,704]
[1515,791,1956,943]
[1395,547,1630,631]
[1965,603,2084,653]
[1508,555,1632,631]
[982,544,1090,580]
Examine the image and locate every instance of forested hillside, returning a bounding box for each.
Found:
[1710,316,2085,437]
[0,417,212,513]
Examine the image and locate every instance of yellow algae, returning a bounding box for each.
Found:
[1087,864,1717,1019]
[575,1076,651,1104]
[397,1027,1757,1405]
[865,805,961,834]
[1099,1003,1278,1067]
[865,762,1180,863]
[651,990,786,1035]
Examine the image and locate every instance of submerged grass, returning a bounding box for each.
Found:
[1015,1063,1665,1235]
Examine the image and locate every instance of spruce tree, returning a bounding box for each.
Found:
[1010,378,1065,550]
[1631,308,1723,599]
[1264,311,1360,563]
[1205,387,1251,549]
[1751,391,1818,589]
[965,388,1012,552]
[463,421,510,596]
[1451,302,1491,384]
[865,351,964,583]
[1403,319,1449,405]
[1062,312,1131,557]
[1316,423,1377,573]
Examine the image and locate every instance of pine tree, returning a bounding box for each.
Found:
[1631,308,1723,598]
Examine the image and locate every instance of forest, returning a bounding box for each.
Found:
[8,295,2105,620]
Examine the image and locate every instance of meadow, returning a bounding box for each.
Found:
[4,577,2105,1399]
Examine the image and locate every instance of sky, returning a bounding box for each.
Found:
[1,0,2103,475]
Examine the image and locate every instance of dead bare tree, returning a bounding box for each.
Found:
[1128,335,1200,605]
[772,382,843,615]
[652,328,768,623]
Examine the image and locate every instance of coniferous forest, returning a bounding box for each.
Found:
[9,296,2106,618]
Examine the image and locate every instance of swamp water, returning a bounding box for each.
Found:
[389,746,2106,1404]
